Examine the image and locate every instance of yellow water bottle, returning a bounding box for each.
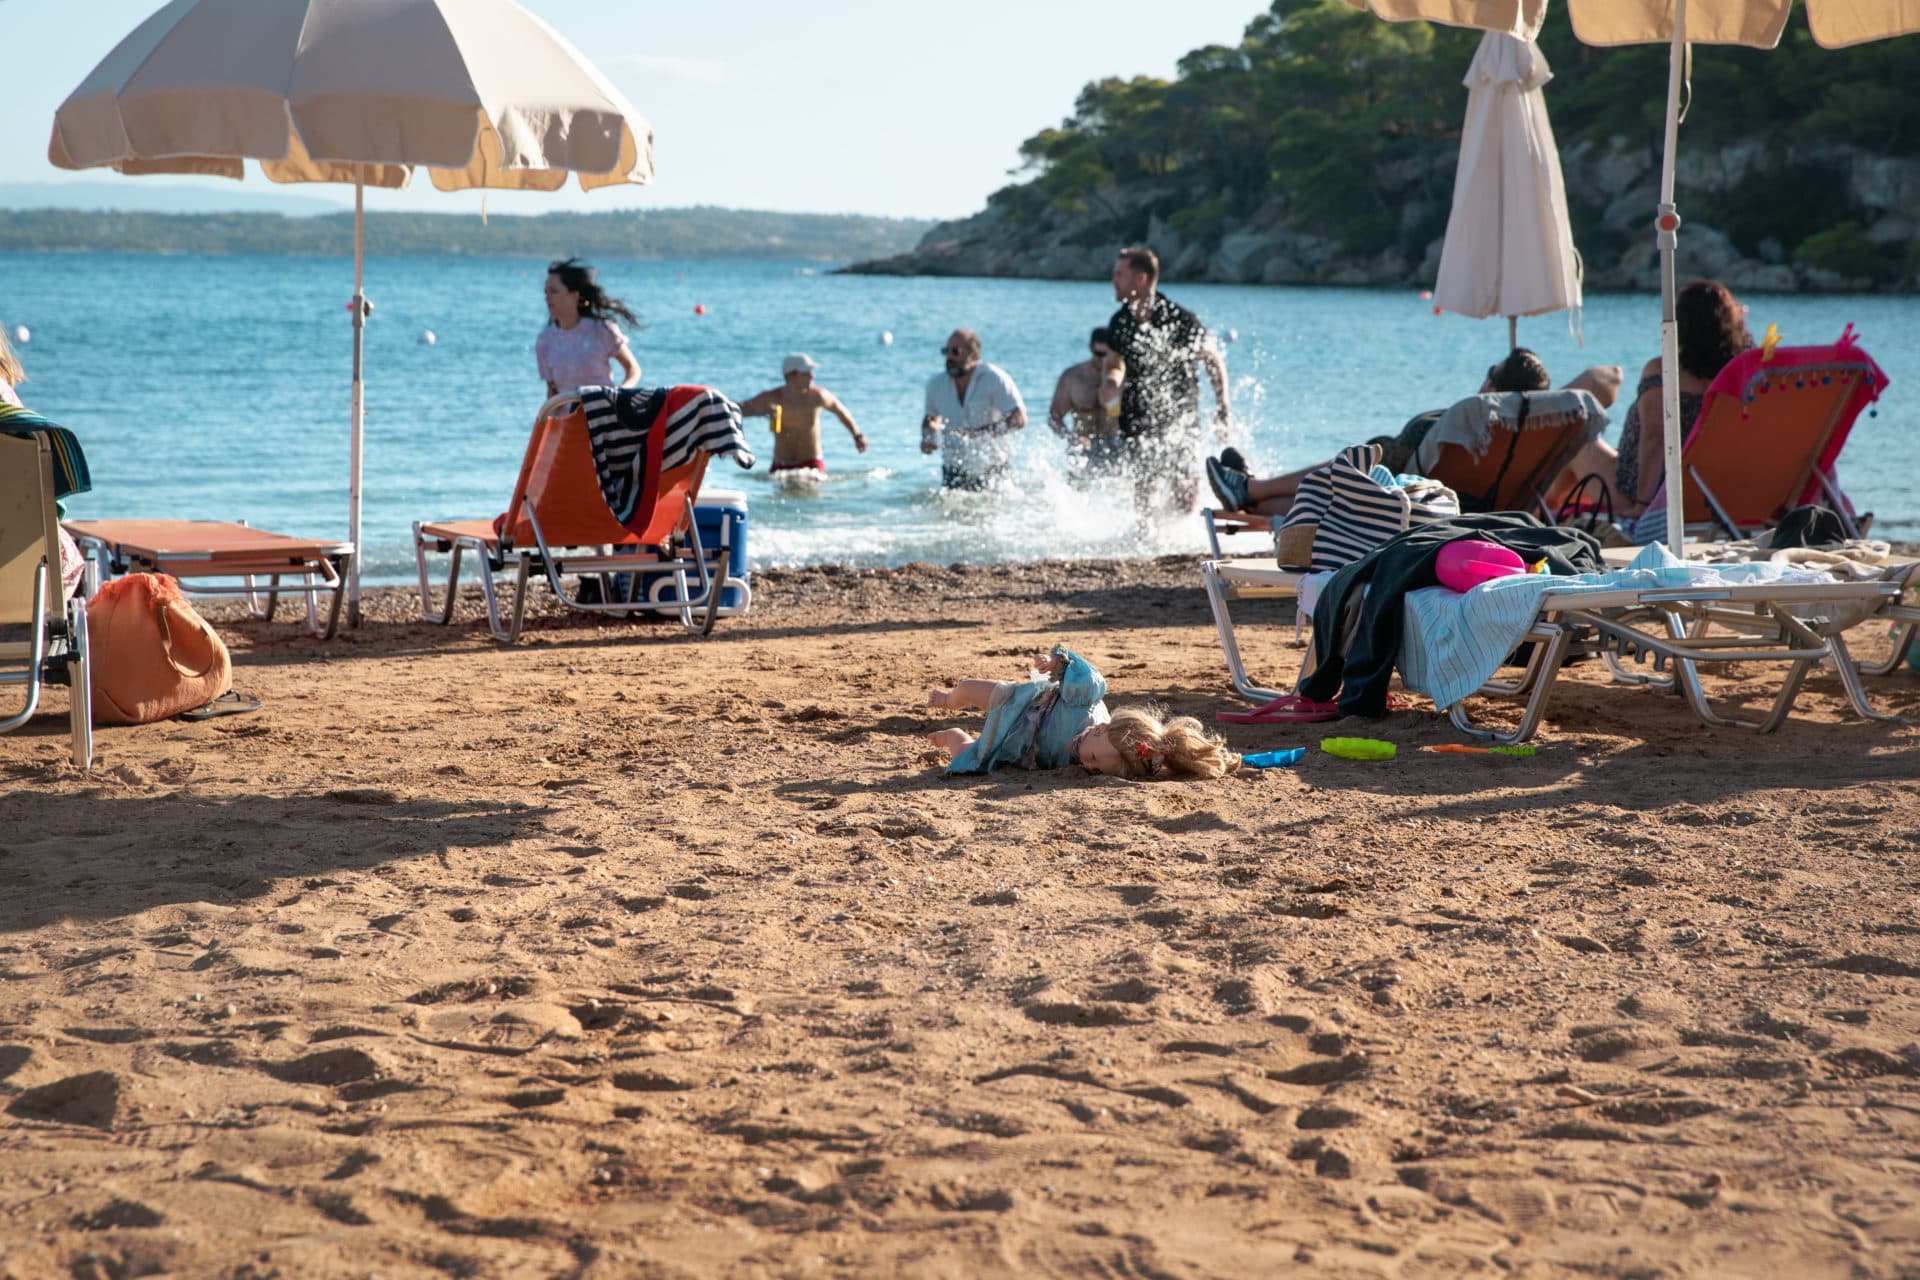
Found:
[768,404,783,435]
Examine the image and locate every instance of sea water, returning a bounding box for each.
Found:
[6,251,1916,584]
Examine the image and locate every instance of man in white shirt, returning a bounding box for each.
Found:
[923,328,1027,490]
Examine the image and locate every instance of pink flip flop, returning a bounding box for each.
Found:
[1216,694,1343,725]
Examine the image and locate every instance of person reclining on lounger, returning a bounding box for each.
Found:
[1205,349,1622,519]
[0,327,85,599]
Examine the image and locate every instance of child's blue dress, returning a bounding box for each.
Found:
[946,648,1109,774]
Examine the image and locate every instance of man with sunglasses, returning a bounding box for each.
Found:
[1107,246,1230,510]
[1047,326,1127,475]
[922,328,1028,490]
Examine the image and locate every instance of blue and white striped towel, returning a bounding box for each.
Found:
[1398,543,1848,710]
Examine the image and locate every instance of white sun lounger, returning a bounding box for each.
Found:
[1407,575,1903,743]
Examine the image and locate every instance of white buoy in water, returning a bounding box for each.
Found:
[419,329,437,346]
[879,330,894,347]
[11,325,28,344]
[1221,327,1239,345]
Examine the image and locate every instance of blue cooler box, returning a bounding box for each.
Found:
[639,488,750,616]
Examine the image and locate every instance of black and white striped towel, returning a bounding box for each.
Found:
[577,384,755,531]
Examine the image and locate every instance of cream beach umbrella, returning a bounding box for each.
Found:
[1344,0,1920,554]
[48,0,654,623]
[1431,31,1581,349]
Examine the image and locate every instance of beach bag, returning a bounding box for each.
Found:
[1276,443,1460,571]
[86,573,232,725]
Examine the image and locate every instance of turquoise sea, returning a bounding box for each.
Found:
[6,251,1917,584]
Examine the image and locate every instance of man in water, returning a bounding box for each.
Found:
[923,328,1027,490]
[736,353,866,479]
[1106,246,1230,510]
[1048,326,1127,474]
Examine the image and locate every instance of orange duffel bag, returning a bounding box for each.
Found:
[87,573,232,725]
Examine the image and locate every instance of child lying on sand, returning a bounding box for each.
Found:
[927,646,1239,779]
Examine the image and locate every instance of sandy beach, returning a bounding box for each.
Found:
[4,557,1920,1278]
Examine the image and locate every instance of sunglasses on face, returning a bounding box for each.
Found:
[943,346,969,357]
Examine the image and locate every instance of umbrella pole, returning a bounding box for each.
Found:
[1657,0,1688,557]
[349,169,366,626]
[1508,315,1517,350]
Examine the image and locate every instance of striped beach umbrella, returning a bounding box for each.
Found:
[48,0,654,623]
[1344,0,1920,555]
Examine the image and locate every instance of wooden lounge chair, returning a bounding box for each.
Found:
[1,432,92,769]
[412,393,726,643]
[1633,329,1886,543]
[62,519,353,639]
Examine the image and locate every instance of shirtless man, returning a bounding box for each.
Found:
[736,353,866,479]
[1047,327,1127,471]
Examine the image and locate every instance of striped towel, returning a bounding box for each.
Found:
[0,403,91,498]
[577,384,755,532]
[1281,443,1459,572]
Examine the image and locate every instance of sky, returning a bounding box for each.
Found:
[3,0,1266,221]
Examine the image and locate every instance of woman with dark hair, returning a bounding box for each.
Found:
[1613,279,1753,517]
[538,257,642,397]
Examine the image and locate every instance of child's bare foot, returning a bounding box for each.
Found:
[926,688,951,709]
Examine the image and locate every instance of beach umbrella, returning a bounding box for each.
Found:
[48,0,654,623]
[1431,32,1581,349]
[1344,0,1920,555]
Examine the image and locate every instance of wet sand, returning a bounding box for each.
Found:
[3,557,1919,1278]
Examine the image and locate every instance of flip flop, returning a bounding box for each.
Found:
[1216,693,1343,725]
[178,690,262,721]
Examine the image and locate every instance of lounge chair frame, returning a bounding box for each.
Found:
[65,519,351,639]
[1201,557,1310,703]
[1444,580,1902,744]
[1,433,93,769]
[412,394,728,643]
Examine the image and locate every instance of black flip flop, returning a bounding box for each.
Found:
[178,690,262,721]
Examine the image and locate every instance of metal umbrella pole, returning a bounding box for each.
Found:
[348,167,367,626]
[1657,0,1689,557]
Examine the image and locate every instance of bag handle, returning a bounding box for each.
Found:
[155,599,223,680]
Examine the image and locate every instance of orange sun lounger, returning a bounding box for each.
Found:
[1633,327,1886,543]
[63,518,353,639]
[411,393,726,642]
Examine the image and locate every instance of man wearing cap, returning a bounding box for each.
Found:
[737,353,867,479]
[923,328,1027,490]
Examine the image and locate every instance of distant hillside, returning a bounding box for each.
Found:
[0,206,933,262]
[848,0,1920,292]
[0,181,346,217]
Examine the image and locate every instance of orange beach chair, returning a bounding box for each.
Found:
[1633,328,1886,543]
[1202,389,1602,554]
[63,519,352,639]
[411,393,727,642]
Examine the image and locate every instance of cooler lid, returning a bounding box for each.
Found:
[697,489,749,508]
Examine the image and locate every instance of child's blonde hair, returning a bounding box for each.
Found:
[1103,704,1240,779]
[0,328,23,390]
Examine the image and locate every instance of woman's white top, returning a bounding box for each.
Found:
[536,317,631,392]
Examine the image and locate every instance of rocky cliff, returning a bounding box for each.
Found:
[846,139,1920,293]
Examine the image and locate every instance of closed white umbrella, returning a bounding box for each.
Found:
[1431,32,1581,348]
[49,0,654,623]
[1345,0,1920,554]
